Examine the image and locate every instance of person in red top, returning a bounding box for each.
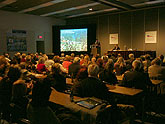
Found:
[37,57,47,73]
[21,53,26,62]
[62,55,72,70]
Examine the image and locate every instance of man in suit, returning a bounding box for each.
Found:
[122,60,152,91]
[72,64,110,101]
[112,44,120,51]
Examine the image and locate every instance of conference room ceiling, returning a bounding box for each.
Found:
[0,0,164,19]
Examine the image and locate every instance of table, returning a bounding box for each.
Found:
[107,51,156,60]
[49,88,105,124]
[106,84,143,96]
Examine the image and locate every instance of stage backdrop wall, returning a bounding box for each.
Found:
[0,10,65,56]
[66,7,165,57]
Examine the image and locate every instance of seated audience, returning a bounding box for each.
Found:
[62,55,72,70]
[75,67,88,83]
[159,54,165,66]
[81,55,90,67]
[114,57,126,75]
[49,63,66,92]
[44,55,54,71]
[27,78,61,124]
[72,64,110,101]
[37,57,48,73]
[125,53,135,71]
[0,65,21,120]
[143,54,151,73]
[122,60,152,91]
[68,57,81,79]
[96,58,104,74]
[99,59,118,85]
[53,56,68,74]
[148,57,165,80]
[11,80,29,122]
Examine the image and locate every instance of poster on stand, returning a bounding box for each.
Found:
[145,31,157,43]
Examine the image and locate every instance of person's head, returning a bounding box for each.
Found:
[52,63,61,74]
[132,60,142,71]
[76,67,88,81]
[80,54,84,59]
[61,53,65,57]
[7,65,21,82]
[129,54,134,59]
[31,78,52,107]
[151,58,161,65]
[73,57,80,64]
[0,55,8,75]
[53,56,60,63]
[104,59,114,72]
[22,53,26,58]
[117,57,124,64]
[88,64,99,77]
[96,58,103,67]
[64,55,71,61]
[71,53,75,57]
[103,56,108,63]
[91,57,96,64]
[25,55,31,62]
[145,54,150,60]
[38,57,45,64]
[159,55,164,61]
[12,80,27,98]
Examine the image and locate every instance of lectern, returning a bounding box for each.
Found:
[91,44,100,56]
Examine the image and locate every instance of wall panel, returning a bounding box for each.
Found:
[132,10,144,51]
[120,12,132,50]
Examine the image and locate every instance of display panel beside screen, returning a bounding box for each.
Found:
[60,28,87,52]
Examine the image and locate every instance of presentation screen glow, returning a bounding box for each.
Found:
[60,28,87,52]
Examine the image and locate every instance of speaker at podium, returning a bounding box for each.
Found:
[90,39,101,56]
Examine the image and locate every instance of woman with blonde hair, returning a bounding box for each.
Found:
[37,57,47,73]
[114,57,126,75]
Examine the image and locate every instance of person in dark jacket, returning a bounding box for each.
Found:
[68,57,81,79]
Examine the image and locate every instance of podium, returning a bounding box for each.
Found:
[91,44,100,56]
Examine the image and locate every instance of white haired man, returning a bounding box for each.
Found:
[122,60,152,91]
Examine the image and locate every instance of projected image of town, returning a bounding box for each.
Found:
[60,28,87,52]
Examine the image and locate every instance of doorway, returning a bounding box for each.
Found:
[36,41,45,53]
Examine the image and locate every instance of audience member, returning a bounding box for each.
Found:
[99,59,118,85]
[125,53,135,71]
[114,57,126,75]
[37,57,48,73]
[72,64,110,101]
[49,63,66,92]
[27,78,61,124]
[122,60,152,91]
[68,57,81,79]
[143,54,151,73]
[148,57,165,81]
[62,55,72,70]
[11,80,29,121]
